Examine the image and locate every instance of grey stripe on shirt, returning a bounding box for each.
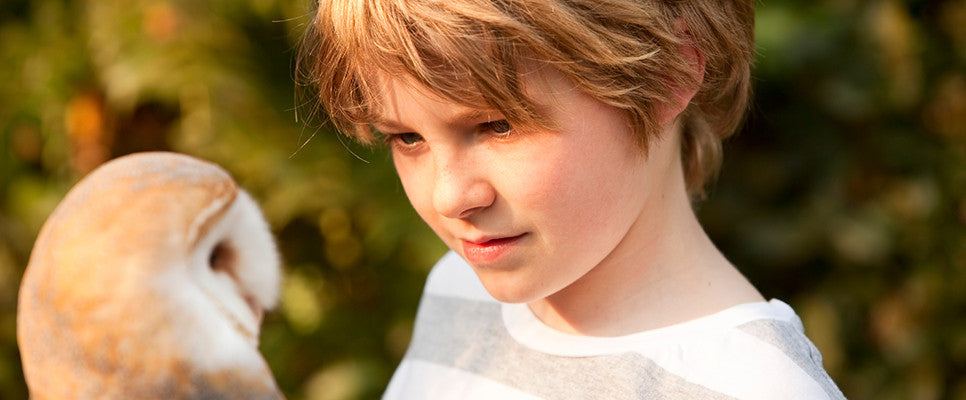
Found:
[405,295,736,400]
[738,320,846,400]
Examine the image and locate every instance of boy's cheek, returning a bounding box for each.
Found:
[392,164,452,238]
[392,160,427,204]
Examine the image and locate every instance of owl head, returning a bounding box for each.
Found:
[18,152,284,399]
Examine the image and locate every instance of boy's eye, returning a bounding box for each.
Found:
[394,132,423,145]
[484,120,512,135]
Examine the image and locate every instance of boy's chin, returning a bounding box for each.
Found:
[473,270,550,305]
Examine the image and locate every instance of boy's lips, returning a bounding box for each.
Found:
[461,234,526,264]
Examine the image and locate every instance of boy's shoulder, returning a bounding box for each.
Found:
[500,296,844,398]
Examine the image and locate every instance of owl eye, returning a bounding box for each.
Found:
[208,242,235,274]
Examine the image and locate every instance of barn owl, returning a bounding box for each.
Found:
[18,152,284,399]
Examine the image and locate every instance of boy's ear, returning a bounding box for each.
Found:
[657,19,706,127]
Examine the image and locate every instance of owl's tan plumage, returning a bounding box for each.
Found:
[17,152,284,399]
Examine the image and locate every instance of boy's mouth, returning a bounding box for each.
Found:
[461,234,526,264]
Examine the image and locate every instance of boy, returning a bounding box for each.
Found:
[300,0,846,398]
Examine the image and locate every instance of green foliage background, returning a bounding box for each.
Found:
[0,0,963,399]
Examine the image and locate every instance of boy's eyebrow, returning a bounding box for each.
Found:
[372,109,494,132]
[370,118,408,132]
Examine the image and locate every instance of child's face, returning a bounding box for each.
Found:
[374,68,680,304]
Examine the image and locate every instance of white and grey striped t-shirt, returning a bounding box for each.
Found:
[384,252,846,399]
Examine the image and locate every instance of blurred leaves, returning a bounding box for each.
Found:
[1,0,964,399]
[1,0,444,399]
[700,1,966,399]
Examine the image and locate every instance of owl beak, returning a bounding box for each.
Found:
[244,294,264,326]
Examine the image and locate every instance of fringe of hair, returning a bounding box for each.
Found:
[297,0,754,198]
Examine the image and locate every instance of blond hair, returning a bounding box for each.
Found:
[298,0,754,198]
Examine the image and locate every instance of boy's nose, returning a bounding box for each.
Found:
[432,155,495,219]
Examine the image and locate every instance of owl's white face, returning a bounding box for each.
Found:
[153,188,282,370]
[189,189,280,344]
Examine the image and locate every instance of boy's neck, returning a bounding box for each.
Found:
[527,132,763,337]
